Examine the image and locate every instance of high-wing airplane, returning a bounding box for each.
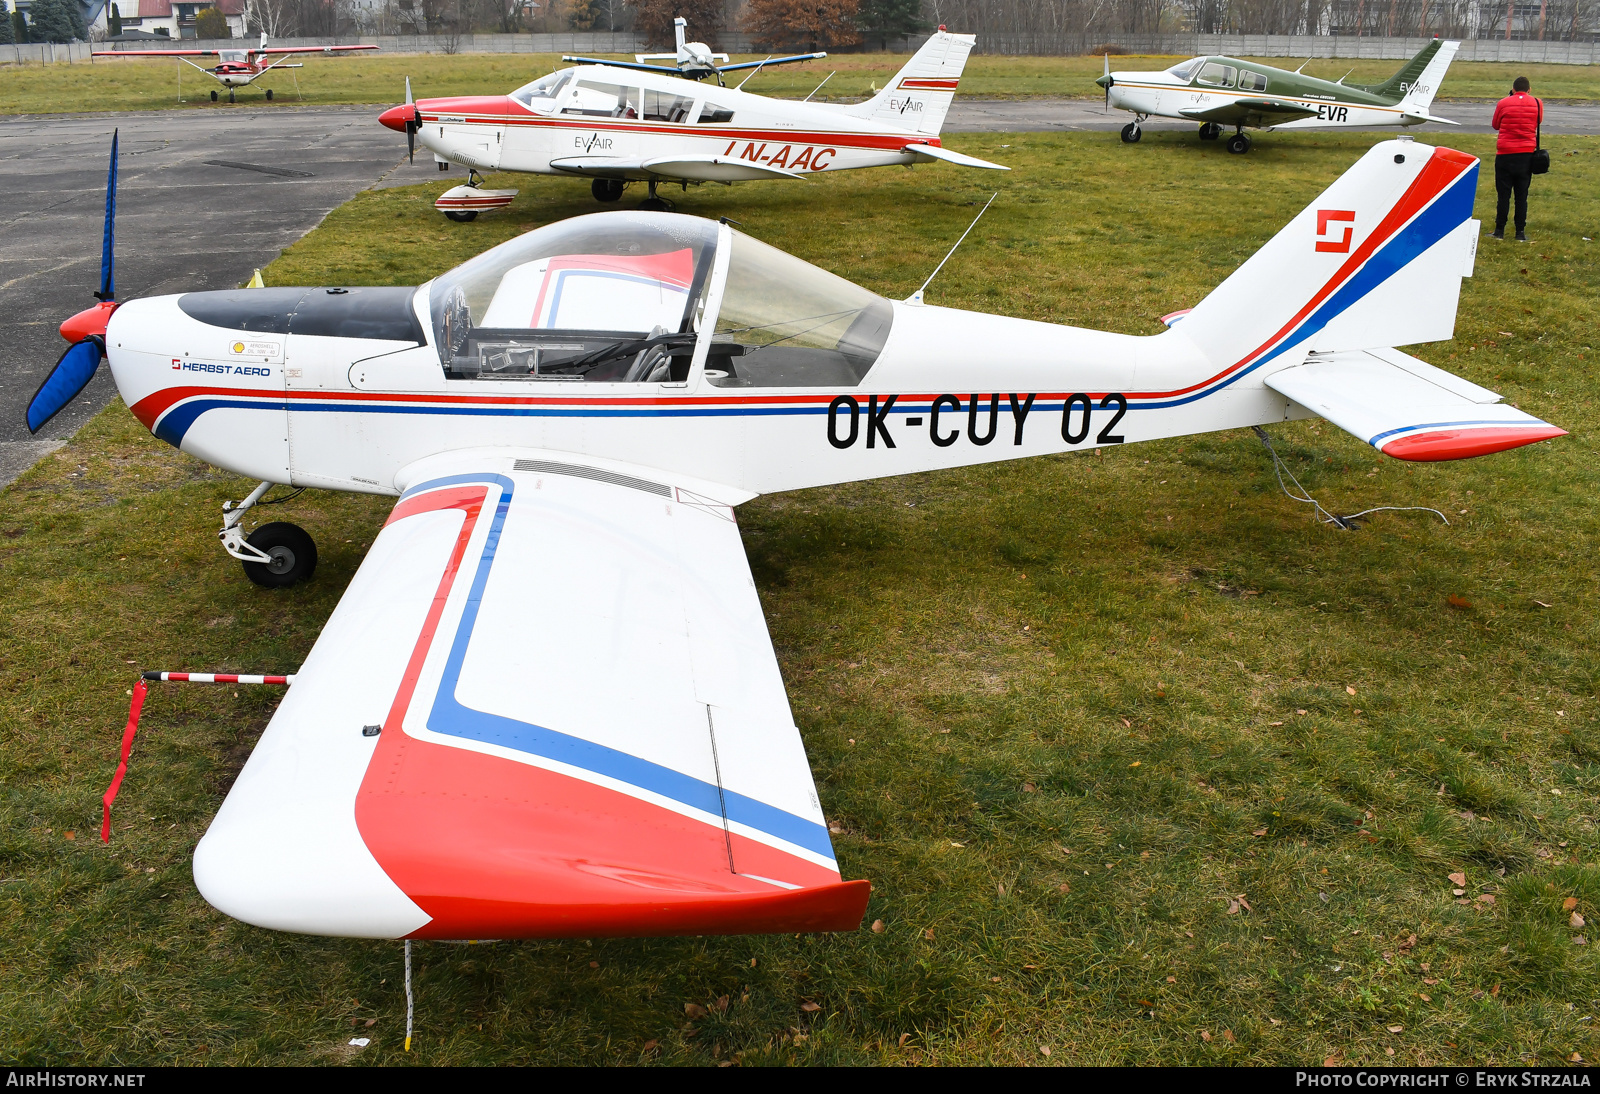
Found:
[1096,38,1459,153]
[377,27,1007,221]
[93,32,378,103]
[31,134,1564,942]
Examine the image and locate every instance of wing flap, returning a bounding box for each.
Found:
[1265,349,1565,461]
[195,452,867,939]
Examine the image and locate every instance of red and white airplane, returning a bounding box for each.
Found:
[32,137,1563,941]
[378,26,1006,221]
[93,32,378,102]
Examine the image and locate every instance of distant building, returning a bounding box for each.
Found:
[86,0,245,38]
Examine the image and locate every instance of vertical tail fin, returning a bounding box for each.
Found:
[840,29,974,135]
[1173,140,1480,379]
[1396,40,1458,115]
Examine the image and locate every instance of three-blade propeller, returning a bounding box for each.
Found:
[26,130,118,434]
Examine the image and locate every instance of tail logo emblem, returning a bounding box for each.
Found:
[1315,209,1357,253]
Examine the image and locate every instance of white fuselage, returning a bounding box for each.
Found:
[1109,71,1419,130]
[413,65,942,180]
[103,286,1305,504]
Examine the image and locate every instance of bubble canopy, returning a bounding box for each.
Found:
[426,212,892,387]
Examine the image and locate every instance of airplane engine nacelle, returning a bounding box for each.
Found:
[105,296,292,485]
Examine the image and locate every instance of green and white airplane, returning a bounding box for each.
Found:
[1095,38,1459,153]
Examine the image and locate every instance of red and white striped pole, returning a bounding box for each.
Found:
[100,670,295,843]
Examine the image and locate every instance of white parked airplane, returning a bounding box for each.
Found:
[32,137,1562,941]
[1097,38,1459,153]
[378,27,1007,220]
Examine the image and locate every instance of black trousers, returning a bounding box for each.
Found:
[1495,152,1534,233]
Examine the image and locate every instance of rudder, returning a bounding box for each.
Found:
[840,30,974,135]
[1173,140,1480,382]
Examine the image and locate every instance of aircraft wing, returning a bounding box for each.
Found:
[93,48,217,56]
[561,55,682,76]
[192,451,868,940]
[903,142,1010,170]
[257,45,380,54]
[717,52,827,73]
[549,154,807,182]
[1264,347,1566,460]
[1179,97,1320,126]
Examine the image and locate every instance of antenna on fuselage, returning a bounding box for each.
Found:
[1294,58,1311,73]
[1336,68,1354,84]
[906,191,999,306]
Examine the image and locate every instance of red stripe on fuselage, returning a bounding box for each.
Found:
[415,96,939,152]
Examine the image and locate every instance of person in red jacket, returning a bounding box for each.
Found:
[1490,76,1543,242]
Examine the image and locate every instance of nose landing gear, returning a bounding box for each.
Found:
[1198,122,1222,141]
[1119,121,1142,143]
[220,482,318,588]
[592,177,625,203]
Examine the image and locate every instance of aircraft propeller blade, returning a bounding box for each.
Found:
[1103,54,1112,113]
[404,77,417,164]
[27,130,117,434]
[96,128,118,302]
[27,338,105,434]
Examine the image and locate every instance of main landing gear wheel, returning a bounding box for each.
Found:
[265,88,273,101]
[444,210,479,222]
[639,179,674,211]
[241,522,318,589]
[210,90,218,102]
[1226,132,1252,155]
[592,178,625,203]
[1199,122,1221,141]
[1119,122,1142,143]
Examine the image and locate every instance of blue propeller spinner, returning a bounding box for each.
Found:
[27,129,117,434]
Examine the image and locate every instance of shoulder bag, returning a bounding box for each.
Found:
[1531,98,1550,174]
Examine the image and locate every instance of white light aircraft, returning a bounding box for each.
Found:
[32,136,1563,941]
[377,26,1007,221]
[93,32,378,103]
[1097,38,1459,153]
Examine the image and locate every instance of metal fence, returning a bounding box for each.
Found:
[6,31,1598,66]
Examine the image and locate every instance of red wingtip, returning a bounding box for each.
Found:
[60,300,118,343]
[1382,425,1567,462]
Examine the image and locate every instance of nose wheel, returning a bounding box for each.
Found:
[1198,122,1221,141]
[592,177,625,203]
[1119,121,1142,143]
[240,523,318,588]
[1226,130,1252,154]
[228,89,236,103]
[219,482,318,588]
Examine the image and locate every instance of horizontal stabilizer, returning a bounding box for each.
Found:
[903,143,1010,170]
[1265,347,1565,461]
[1401,112,1460,126]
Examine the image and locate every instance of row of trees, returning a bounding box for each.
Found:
[24,0,1573,45]
[3,0,89,42]
[622,0,925,50]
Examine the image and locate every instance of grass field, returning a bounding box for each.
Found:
[2,49,1598,114]
[2,129,1599,1065]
